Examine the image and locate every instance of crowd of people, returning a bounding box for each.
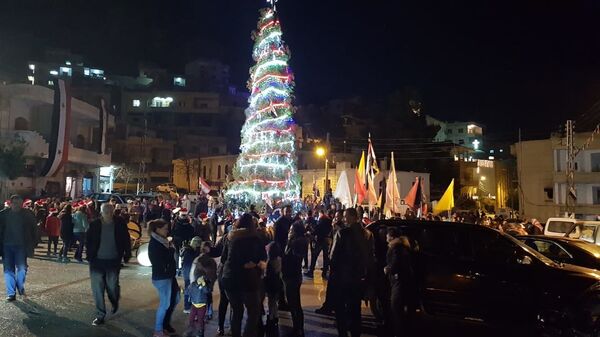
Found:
[0,190,547,337]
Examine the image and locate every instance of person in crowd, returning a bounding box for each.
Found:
[0,195,37,301]
[72,205,90,262]
[221,213,267,337]
[181,237,202,314]
[86,203,131,326]
[45,208,61,256]
[282,220,309,337]
[213,222,232,336]
[274,206,293,250]
[330,207,375,337]
[385,227,417,336]
[58,204,74,263]
[305,209,333,279]
[148,219,180,337]
[194,194,209,219]
[209,208,221,245]
[248,204,260,220]
[184,273,211,337]
[193,214,211,243]
[190,241,218,320]
[315,209,345,315]
[173,208,195,271]
[264,238,283,332]
[302,210,316,270]
[529,219,544,235]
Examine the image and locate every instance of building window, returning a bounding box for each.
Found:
[84,68,90,76]
[132,99,141,107]
[173,77,186,87]
[149,97,173,108]
[458,128,464,134]
[447,129,453,134]
[544,187,554,201]
[591,153,600,172]
[594,187,600,205]
[458,139,464,145]
[60,67,72,76]
[217,165,222,179]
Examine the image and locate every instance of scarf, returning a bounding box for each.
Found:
[151,232,172,249]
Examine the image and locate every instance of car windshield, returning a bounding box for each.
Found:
[547,221,575,234]
[504,233,558,266]
[571,241,600,258]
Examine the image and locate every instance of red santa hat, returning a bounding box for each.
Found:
[49,208,58,214]
[4,200,11,208]
[23,199,32,207]
[35,199,46,206]
[199,212,208,220]
[179,208,189,216]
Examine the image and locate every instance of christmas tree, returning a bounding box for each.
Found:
[226,4,301,206]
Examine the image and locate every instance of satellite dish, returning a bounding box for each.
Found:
[137,243,152,267]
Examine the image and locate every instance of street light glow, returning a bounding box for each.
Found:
[315,146,326,157]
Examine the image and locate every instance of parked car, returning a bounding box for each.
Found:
[155,183,177,193]
[517,235,600,271]
[366,220,600,336]
[545,218,600,245]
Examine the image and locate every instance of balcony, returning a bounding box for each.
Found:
[68,143,111,167]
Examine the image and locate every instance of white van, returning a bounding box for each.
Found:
[545,218,600,245]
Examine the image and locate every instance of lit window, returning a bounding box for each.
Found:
[489,156,495,160]
[49,70,58,76]
[490,150,494,154]
[28,64,35,71]
[48,80,54,86]
[60,67,72,76]
[173,77,186,87]
[65,61,71,65]
[84,68,90,76]
[133,100,141,107]
[150,97,174,108]
[27,76,35,84]
[499,149,504,153]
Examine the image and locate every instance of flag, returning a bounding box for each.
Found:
[354,151,367,204]
[384,152,402,215]
[404,177,422,210]
[433,179,455,215]
[199,177,211,194]
[377,192,382,208]
[366,135,380,181]
[367,173,378,208]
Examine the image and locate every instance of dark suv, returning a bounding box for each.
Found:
[367,220,600,336]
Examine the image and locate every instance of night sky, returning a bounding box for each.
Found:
[1,0,599,140]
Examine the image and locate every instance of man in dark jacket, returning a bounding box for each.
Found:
[86,203,131,326]
[273,205,293,249]
[306,209,333,278]
[0,195,37,301]
[330,207,375,337]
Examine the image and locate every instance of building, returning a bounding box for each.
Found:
[512,134,600,221]
[0,84,115,199]
[426,115,484,151]
[26,49,107,88]
[184,59,231,92]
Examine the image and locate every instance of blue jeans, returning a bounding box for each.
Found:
[152,278,180,332]
[73,232,86,260]
[3,245,27,297]
[182,265,191,310]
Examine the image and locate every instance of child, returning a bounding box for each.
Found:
[182,236,202,314]
[190,242,217,320]
[45,208,61,256]
[185,274,210,337]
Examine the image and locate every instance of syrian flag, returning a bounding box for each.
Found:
[199,177,211,194]
[98,98,108,154]
[40,79,71,177]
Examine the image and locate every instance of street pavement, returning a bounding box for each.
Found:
[0,242,379,337]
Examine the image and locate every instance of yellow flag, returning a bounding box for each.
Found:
[433,179,455,215]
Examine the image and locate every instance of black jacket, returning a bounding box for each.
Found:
[330,223,375,286]
[172,219,195,247]
[313,216,333,243]
[273,216,293,249]
[60,214,74,240]
[0,208,37,257]
[282,222,308,282]
[221,228,267,292]
[86,216,132,264]
[148,235,177,280]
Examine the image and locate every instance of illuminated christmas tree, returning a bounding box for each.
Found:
[226,4,301,206]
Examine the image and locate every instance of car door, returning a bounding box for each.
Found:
[469,229,537,325]
[522,238,573,264]
[417,226,479,319]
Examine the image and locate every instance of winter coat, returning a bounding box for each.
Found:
[221,228,267,292]
[45,215,61,237]
[181,246,200,272]
[72,211,89,233]
[265,241,283,294]
[273,216,293,249]
[282,222,308,282]
[313,216,333,243]
[148,234,177,280]
[386,238,415,287]
[0,208,37,258]
[86,216,132,265]
[330,222,375,287]
[59,213,74,240]
[172,219,195,247]
[185,280,210,305]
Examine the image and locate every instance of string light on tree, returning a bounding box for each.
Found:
[226,4,301,206]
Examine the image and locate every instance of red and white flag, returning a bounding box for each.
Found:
[198,177,211,194]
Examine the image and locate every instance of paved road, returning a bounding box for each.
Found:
[0,243,380,337]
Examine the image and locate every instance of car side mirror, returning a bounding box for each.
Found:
[516,255,533,265]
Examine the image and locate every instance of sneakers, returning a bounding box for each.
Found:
[6,295,16,302]
[111,302,119,315]
[92,318,104,326]
[217,328,225,336]
[164,325,176,334]
[303,271,314,278]
[183,309,191,314]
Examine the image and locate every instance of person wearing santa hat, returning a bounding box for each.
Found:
[0,195,37,301]
[172,208,194,273]
[45,208,61,256]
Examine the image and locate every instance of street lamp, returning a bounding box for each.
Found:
[315,146,329,192]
